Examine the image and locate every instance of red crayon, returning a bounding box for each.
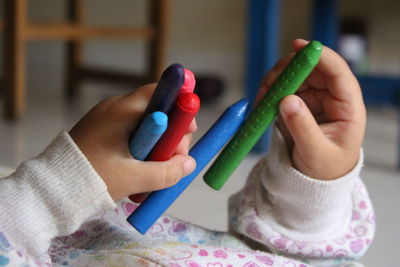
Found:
[149,92,200,161]
[128,92,200,203]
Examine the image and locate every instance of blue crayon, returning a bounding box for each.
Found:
[127,98,250,234]
[129,112,168,161]
[142,63,185,118]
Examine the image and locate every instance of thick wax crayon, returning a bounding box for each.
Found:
[204,41,323,190]
[129,112,168,161]
[149,92,200,161]
[127,98,250,234]
[180,69,196,94]
[142,63,185,118]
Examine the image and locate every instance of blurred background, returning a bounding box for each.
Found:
[0,0,399,265]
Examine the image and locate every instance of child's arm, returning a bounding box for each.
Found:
[0,84,196,261]
[229,40,374,265]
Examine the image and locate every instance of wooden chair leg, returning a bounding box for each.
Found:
[3,0,27,120]
[148,0,170,82]
[65,0,84,99]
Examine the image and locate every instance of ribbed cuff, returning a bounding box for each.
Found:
[3,131,116,257]
[255,128,363,241]
[36,131,116,226]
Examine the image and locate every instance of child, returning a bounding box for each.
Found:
[0,39,374,266]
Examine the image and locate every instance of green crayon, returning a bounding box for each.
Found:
[204,41,323,190]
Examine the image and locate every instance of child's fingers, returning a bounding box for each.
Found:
[124,155,196,194]
[188,119,198,133]
[292,38,310,50]
[275,116,294,149]
[122,83,157,103]
[279,95,330,155]
[317,49,361,104]
[293,39,366,135]
[294,39,362,104]
[296,89,325,118]
[116,84,157,116]
[175,133,193,155]
[304,68,327,90]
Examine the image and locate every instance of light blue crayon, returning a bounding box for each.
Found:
[127,98,250,234]
[129,112,168,161]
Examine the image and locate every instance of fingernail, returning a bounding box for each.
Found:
[281,98,301,118]
[183,158,196,175]
[295,38,309,43]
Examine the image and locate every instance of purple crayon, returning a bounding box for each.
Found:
[142,63,185,118]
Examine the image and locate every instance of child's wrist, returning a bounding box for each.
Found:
[292,149,361,181]
[270,127,363,180]
[259,131,364,238]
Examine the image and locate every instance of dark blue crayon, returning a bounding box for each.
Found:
[142,63,185,118]
[127,98,250,234]
[129,112,168,161]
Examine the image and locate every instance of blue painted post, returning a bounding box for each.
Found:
[245,0,280,153]
[398,109,400,170]
[311,0,339,49]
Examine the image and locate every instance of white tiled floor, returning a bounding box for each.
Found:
[1,67,399,266]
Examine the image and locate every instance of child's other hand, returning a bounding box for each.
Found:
[69,84,197,201]
[258,39,366,180]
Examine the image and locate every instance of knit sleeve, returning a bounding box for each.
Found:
[0,131,116,261]
[229,128,375,266]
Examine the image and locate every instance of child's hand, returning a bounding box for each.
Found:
[258,39,366,180]
[69,84,197,201]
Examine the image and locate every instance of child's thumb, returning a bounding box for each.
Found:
[126,155,196,202]
[279,95,327,153]
[133,155,196,192]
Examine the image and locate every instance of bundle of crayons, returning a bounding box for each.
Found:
[127,63,250,234]
[128,64,199,203]
[127,41,323,234]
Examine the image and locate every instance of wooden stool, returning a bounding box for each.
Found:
[1,0,170,120]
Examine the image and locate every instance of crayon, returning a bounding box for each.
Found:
[129,112,168,161]
[127,98,250,234]
[142,63,185,118]
[180,69,196,94]
[149,92,200,162]
[204,41,323,190]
